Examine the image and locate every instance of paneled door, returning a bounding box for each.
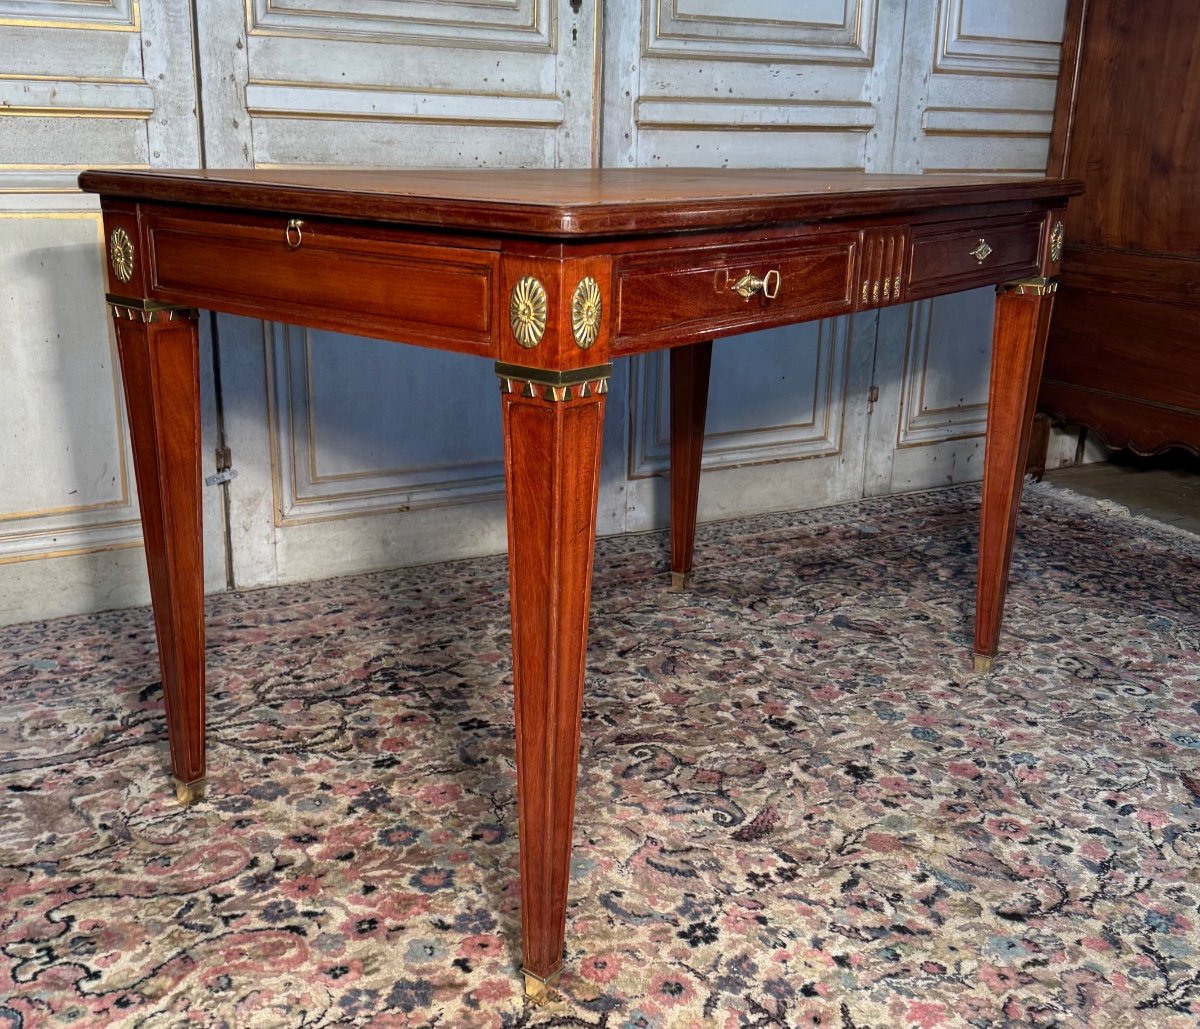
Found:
[0,1,1071,621]
[602,0,1067,524]
[602,0,908,531]
[0,0,223,623]
[200,0,608,588]
[864,0,1067,495]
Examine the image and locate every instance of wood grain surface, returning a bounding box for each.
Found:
[113,309,207,791]
[976,285,1056,661]
[81,166,1083,993]
[1038,0,1200,456]
[501,384,607,982]
[79,168,1081,238]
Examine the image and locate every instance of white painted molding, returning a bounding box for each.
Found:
[0,0,138,30]
[895,298,989,449]
[267,326,505,524]
[248,0,551,47]
[935,0,1065,78]
[645,0,877,63]
[635,97,875,133]
[628,318,850,479]
[244,83,563,126]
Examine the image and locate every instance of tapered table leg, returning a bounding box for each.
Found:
[497,363,609,991]
[112,303,207,804]
[669,340,712,590]
[974,278,1057,672]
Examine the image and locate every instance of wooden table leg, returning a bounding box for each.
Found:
[974,278,1057,672]
[497,363,609,995]
[669,340,712,590]
[112,303,207,804]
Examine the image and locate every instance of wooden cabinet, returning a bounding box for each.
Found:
[1039,0,1200,456]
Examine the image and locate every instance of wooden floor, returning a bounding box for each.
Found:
[1043,450,1200,536]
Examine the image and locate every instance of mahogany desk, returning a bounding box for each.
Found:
[77,168,1081,996]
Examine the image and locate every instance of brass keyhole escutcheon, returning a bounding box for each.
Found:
[731,268,782,301]
[286,218,304,249]
[970,239,993,264]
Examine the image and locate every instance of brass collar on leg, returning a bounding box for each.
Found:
[107,293,198,323]
[495,362,613,404]
[997,276,1058,297]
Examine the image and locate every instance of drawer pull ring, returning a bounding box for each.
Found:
[970,238,993,264]
[731,268,782,301]
[285,218,304,249]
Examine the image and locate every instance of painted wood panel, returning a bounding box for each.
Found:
[270,326,505,522]
[207,0,604,587]
[608,0,1068,525]
[2,1,1074,620]
[603,0,908,535]
[0,0,224,624]
[863,0,1067,496]
[624,317,876,530]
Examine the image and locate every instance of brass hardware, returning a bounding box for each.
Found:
[1050,220,1065,263]
[861,276,902,307]
[973,654,994,674]
[106,294,193,312]
[670,571,693,591]
[109,307,198,323]
[1000,276,1058,297]
[285,218,304,249]
[173,776,206,806]
[730,268,781,301]
[970,238,993,264]
[107,294,198,322]
[571,276,602,350]
[523,971,550,1004]
[495,361,612,403]
[509,276,548,349]
[108,226,134,283]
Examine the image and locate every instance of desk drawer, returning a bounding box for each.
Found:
[144,212,497,353]
[613,236,857,350]
[908,216,1041,297]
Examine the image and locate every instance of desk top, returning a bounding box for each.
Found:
[78,168,1082,238]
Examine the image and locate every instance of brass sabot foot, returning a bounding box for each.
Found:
[973,653,995,675]
[523,972,548,1003]
[172,776,207,806]
[670,570,693,591]
[522,967,561,1005]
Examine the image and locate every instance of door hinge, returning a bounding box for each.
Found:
[868,385,880,404]
[205,446,238,487]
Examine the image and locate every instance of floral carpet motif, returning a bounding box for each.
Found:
[1,485,1199,1028]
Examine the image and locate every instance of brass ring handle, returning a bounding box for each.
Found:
[970,238,993,264]
[731,268,782,300]
[285,218,304,249]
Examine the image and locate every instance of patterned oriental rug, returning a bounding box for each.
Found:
[2,484,1199,1029]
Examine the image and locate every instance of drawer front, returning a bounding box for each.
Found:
[907,216,1042,297]
[145,213,497,353]
[613,236,857,351]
